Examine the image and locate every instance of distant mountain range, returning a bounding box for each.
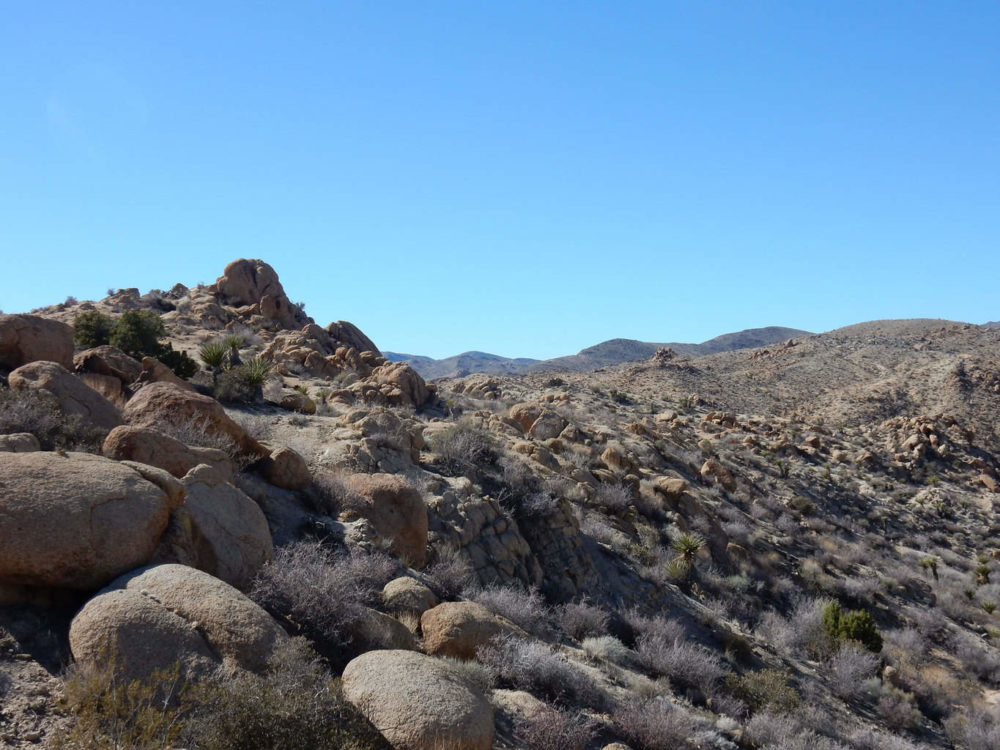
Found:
[386,326,810,379]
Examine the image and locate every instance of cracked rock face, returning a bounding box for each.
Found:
[69,563,288,684]
[0,452,182,589]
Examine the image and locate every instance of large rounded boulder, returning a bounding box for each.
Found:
[123,382,263,457]
[70,564,287,683]
[0,452,182,589]
[9,361,122,430]
[0,314,74,370]
[341,649,494,750]
[420,601,523,660]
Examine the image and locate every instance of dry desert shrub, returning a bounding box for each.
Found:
[826,643,880,700]
[423,546,476,600]
[725,668,800,714]
[612,696,704,750]
[466,584,550,636]
[249,541,397,667]
[581,635,633,666]
[0,385,107,452]
[556,601,610,641]
[634,632,726,695]
[429,418,499,475]
[513,704,597,750]
[53,639,388,750]
[477,635,606,710]
[943,707,1000,750]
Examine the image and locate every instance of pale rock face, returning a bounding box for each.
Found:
[9,361,122,430]
[69,564,287,683]
[152,464,273,590]
[347,473,428,566]
[0,452,181,589]
[420,601,523,660]
[260,445,311,490]
[382,576,438,615]
[103,425,234,482]
[341,649,495,750]
[0,433,40,453]
[73,346,143,387]
[122,382,263,457]
[327,320,380,355]
[0,314,74,370]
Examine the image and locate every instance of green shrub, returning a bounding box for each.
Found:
[73,309,196,379]
[212,357,274,403]
[822,601,882,653]
[72,310,115,348]
[725,669,800,714]
[109,310,166,358]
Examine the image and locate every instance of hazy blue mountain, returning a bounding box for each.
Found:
[387,326,809,379]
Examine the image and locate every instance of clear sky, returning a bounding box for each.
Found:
[1,2,998,359]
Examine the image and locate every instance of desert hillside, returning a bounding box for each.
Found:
[1,259,999,749]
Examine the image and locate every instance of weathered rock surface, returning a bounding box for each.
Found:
[73,345,142,388]
[347,473,428,566]
[0,452,181,589]
[69,564,287,683]
[9,361,122,430]
[341,649,494,750]
[420,600,522,660]
[427,486,542,589]
[327,320,380,355]
[211,258,305,329]
[0,433,40,453]
[123,382,263,456]
[0,314,74,370]
[260,444,311,490]
[103,425,234,482]
[382,576,438,615]
[153,464,273,590]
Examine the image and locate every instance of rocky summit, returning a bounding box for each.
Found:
[1,259,999,749]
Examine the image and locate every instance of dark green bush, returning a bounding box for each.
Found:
[72,309,196,379]
[72,310,115,349]
[109,310,165,358]
[822,601,882,653]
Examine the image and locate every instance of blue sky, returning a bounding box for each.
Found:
[1,2,998,359]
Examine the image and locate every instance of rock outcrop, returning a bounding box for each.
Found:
[420,601,522,660]
[211,258,306,330]
[103,425,234,481]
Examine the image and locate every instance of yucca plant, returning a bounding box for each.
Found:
[671,533,706,567]
[241,356,274,387]
[199,341,230,371]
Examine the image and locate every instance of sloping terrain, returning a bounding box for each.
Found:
[1,260,999,749]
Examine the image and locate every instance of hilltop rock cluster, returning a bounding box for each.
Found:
[1,260,999,749]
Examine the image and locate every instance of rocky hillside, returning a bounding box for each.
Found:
[1,259,999,749]
[389,327,809,379]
